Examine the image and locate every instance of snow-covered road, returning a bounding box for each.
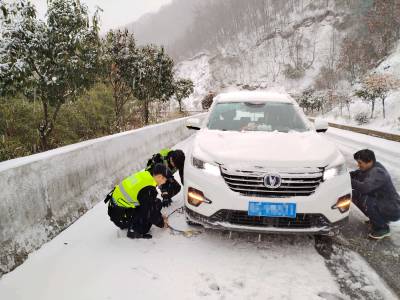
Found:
[0,130,399,300]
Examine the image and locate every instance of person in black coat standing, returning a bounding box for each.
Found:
[351,149,400,239]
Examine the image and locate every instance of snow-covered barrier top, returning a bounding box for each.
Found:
[308,117,400,142]
[0,115,203,276]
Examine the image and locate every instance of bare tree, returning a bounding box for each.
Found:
[363,74,399,118]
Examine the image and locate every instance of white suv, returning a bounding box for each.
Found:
[184,91,351,235]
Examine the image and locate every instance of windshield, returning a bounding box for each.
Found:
[207,102,309,132]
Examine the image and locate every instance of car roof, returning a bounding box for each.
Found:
[214,91,295,104]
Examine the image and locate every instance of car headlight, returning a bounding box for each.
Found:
[323,163,347,181]
[192,156,220,176]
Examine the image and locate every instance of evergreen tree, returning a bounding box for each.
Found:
[102,29,138,131]
[174,78,194,112]
[298,88,314,113]
[355,84,378,119]
[0,0,101,150]
[132,45,175,124]
[201,92,215,110]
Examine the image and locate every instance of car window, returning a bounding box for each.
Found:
[208,101,308,132]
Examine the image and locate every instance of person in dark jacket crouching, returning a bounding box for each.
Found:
[351,149,400,239]
[104,164,171,239]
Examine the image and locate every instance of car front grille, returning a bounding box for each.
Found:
[209,210,330,229]
[220,166,323,197]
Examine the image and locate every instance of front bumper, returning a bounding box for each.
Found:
[186,207,349,235]
[184,155,352,235]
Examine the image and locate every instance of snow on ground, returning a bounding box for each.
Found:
[0,138,343,300]
[322,91,400,135]
[0,130,399,300]
[0,202,344,300]
[321,41,400,134]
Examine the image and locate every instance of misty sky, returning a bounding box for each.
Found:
[31,0,173,32]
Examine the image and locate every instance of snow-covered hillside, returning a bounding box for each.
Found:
[173,1,352,110]
[170,1,400,132]
[174,53,212,111]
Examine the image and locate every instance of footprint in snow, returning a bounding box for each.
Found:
[209,282,220,291]
[232,279,245,289]
[198,273,223,294]
[131,266,159,280]
[196,290,210,297]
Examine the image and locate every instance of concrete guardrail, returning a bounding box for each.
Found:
[0,114,205,276]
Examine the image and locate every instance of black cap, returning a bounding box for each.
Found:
[151,163,169,177]
[168,150,185,171]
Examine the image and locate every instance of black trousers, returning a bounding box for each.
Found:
[353,191,398,230]
[107,201,133,229]
[108,201,153,234]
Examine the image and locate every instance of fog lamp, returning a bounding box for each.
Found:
[331,194,351,213]
[188,187,211,207]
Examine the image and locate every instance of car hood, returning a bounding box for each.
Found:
[192,129,340,169]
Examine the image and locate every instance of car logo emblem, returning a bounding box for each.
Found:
[264,174,282,189]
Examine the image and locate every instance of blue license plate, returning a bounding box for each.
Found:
[248,202,296,218]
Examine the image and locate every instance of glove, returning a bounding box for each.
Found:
[160,178,181,199]
[162,198,172,208]
[349,170,359,179]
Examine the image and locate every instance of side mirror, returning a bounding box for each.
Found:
[186,118,201,130]
[314,118,329,133]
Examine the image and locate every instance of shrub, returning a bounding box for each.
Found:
[201,92,215,110]
[354,111,370,125]
[283,64,305,80]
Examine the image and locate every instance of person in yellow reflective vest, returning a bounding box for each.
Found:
[104,164,170,239]
[146,148,186,207]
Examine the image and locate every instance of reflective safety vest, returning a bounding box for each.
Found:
[112,170,157,208]
[159,148,172,161]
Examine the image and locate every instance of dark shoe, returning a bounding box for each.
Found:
[368,228,391,240]
[127,230,152,239]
